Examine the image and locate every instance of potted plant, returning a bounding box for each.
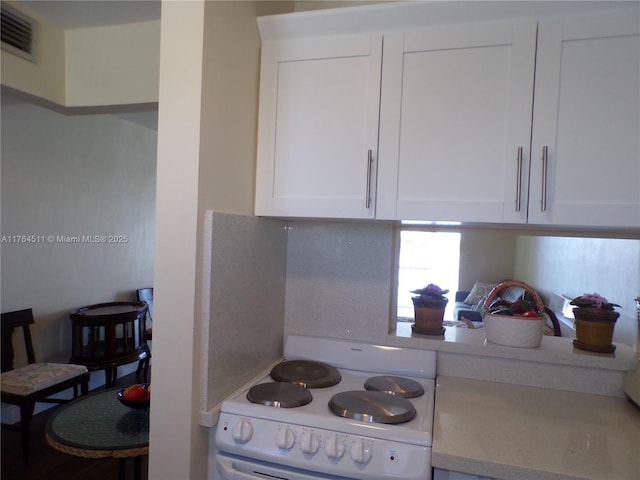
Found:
[411,283,449,335]
[571,293,621,353]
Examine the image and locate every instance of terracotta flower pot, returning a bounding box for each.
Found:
[573,307,620,353]
[412,297,448,335]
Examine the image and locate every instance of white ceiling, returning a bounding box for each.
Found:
[18,0,161,29]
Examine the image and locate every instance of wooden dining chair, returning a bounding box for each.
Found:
[544,307,562,336]
[1,308,90,465]
[135,288,153,380]
[136,288,153,340]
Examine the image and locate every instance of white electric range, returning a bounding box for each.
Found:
[214,335,436,480]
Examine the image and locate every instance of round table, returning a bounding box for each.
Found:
[46,387,149,480]
[70,301,150,387]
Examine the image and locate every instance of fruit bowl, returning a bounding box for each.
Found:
[117,384,151,409]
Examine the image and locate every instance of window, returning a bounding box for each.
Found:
[396,229,461,322]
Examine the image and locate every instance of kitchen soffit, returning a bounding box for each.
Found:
[17,0,160,29]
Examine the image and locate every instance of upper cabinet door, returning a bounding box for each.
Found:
[529,10,640,228]
[255,35,382,218]
[377,21,537,223]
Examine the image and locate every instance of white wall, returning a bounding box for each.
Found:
[65,20,160,106]
[514,236,640,349]
[149,1,204,479]
[1,101,157,358]
[0,100,157,376]
[198,2,261,217]
[458,231,517,290]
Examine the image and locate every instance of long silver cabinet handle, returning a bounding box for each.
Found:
[515,147,523,212]
[541,146,548,212]
[365,149,373,209]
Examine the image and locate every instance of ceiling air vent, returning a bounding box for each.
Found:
[1,4,35,62]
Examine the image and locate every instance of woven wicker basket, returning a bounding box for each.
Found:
[483,281,546,348]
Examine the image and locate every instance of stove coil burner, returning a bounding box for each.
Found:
[270,360,341,388]
[246,382,312,408]
[364,375,425,398]
[328,391,417,424]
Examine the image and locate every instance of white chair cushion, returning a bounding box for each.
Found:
[1,362,88,396]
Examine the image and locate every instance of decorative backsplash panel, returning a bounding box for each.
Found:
[284,221,394,343]
[200,211,287,425]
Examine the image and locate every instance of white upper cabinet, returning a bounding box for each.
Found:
[254,34,382,218]
[528,11,640,228]
[377,21,537,223]
[254,3,639,228]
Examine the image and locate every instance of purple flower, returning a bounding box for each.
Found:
[411,283,449,300]
[424,284,443,295]
[582,293,608,307]
[570,292,620,311]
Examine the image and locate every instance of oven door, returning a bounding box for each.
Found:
[215,452,351,480]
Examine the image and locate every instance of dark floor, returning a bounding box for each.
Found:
[2,369,150,480]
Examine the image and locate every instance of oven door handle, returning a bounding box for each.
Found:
[216,457,267,479]
[216,455,326,480]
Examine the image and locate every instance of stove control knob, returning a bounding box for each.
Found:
[324,436,345,460]
[350,440,372,465]
[275,426,295,451]
[300,431,320,455]
[231,418,253,444]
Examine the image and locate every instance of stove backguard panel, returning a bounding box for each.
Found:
[200,211,288,426]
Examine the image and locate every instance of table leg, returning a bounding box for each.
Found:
[134,456,142,480]
[106,367,118,388]
[119,458,126,480]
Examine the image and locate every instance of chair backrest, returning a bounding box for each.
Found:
[1,308,36,372]
[136,288,153,320]
[544,307,562,336]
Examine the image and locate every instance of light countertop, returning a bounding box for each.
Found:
[393,322,637,372]
[433,376,640,480]
[389,323,638,398]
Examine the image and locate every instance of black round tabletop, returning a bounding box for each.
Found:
[46,387,149,457]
